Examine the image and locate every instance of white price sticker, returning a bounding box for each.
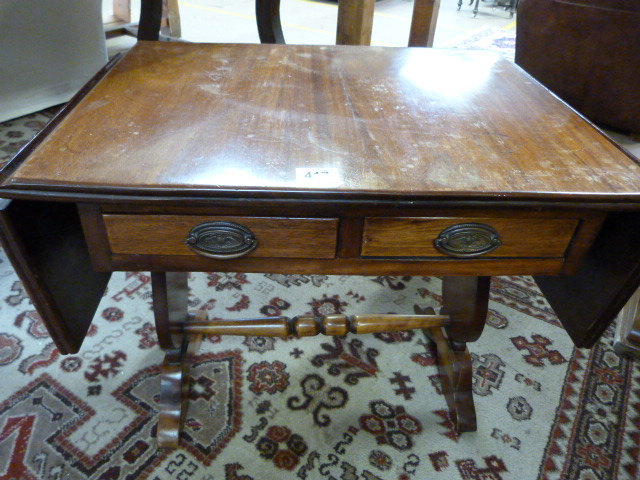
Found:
[296,168,342,186]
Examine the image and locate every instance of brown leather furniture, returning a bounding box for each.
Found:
[515,0,640,134]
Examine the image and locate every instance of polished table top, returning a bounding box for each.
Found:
[3,41,640,203]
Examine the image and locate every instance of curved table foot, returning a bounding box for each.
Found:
[417,276,489,433]
[423,324,476,433]
[157,330,203,448]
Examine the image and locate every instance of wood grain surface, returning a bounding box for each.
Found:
[361,216,578,257]
[4,42,640,202]
[336,0,375,45]
[103,215,339,258]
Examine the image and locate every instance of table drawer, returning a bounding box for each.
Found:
[361,217,579,258]
[103,215,339,259]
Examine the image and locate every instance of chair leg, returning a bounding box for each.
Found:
[408,0,441,48]
[256,0,285,44]
[163,0,182,38]
[473,0,480,16]
[138,0,163,40]
[336,0,375,46]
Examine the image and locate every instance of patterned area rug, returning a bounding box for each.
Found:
[445,26,516,61]
[1,42,639,480]
[0,106,60,166]
[1,260,639,480]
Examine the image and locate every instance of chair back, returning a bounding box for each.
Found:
[258,0,440,47]
[139,0,440,47]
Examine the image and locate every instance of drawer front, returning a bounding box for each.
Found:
[361,217,579,258]
[103,215,339,259]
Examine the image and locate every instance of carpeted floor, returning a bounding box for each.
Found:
[1,32,639,480]
[445,26,516,61]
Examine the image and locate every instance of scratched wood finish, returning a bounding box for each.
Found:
[103,215,338,258]
[361,217,578,258]
[4,42,640,202]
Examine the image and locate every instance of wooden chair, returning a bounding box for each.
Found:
[139,0,441,47]
[106,0,180,40]
[257,0,440,47]
[138,0,181,40]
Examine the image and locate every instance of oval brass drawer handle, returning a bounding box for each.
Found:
[186,221,258,259]
[435,223,502,258]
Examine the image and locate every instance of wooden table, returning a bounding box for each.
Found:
[2,42,640,448]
